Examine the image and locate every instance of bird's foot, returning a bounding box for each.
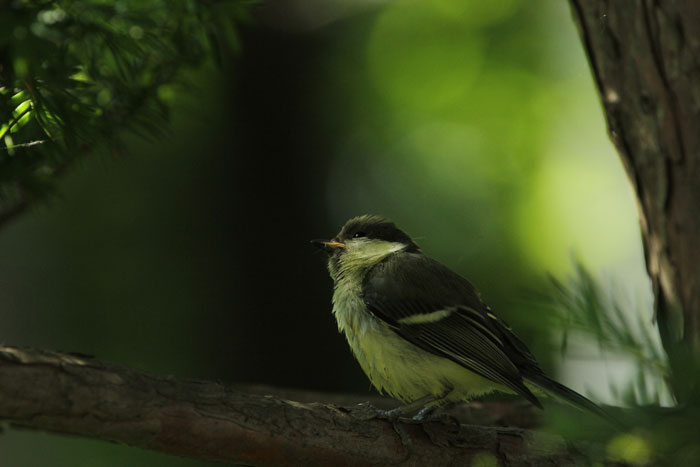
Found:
[348,402,385,421]
[411,404,438,421]
[348,402,416,445]
[348,399,463,446]
[348,402,412,421]
[411,403,462,431]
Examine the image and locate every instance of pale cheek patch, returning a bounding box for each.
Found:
[348,240,406,260]
[337,241,408,275]
[398,309,453,325]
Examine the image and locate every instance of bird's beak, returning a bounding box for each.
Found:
[311,239,347,253]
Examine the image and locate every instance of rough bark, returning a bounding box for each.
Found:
[0,346,605,466]
[569,0,700,400]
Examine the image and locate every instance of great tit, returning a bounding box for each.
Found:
[313,214,611,422]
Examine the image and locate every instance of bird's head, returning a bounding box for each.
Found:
[312,215,420,280]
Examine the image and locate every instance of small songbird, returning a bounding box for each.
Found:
[312,214,610,421]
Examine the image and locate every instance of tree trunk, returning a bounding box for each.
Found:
[569,0,700,401]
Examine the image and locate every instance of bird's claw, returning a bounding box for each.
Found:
[348,402,386,421]
[411,404,437,421]
[348,403,416,445]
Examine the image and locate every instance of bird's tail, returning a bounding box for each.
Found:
[526,373,623,428]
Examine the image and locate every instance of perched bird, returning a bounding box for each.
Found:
[312,214,610,421]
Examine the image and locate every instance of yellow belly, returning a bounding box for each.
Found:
[355,317,503,402]
[332,286,504,403]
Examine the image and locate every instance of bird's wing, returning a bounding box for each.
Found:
[361,252,542,407]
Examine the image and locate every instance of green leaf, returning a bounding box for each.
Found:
[0,0,248,204]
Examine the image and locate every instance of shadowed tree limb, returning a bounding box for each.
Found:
[0,346,610,466]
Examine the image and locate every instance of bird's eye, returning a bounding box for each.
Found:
[352,231,366,238]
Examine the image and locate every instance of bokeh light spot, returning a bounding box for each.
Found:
[607,433,652,465]
[516,154,639,274]
[367,2,484,112]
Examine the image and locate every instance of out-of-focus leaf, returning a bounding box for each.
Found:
[0,0,248,209]
[544,262,670,406]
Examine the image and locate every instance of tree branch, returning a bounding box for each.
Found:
[0,346,602,466]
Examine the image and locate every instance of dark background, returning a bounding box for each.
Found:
[0,1,650,465]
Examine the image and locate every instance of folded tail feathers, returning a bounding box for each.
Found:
[526,373,623,428]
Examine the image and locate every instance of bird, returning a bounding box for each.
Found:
[312,214,612,422]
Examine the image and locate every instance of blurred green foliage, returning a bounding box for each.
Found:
[0,0,247,207]
[321,0,642,280]
[548,263,668,406]
[541,264,700,466]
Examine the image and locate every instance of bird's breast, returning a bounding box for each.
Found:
[331,275,442,401]
[331,276,372,338]
[330,275,503,403]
